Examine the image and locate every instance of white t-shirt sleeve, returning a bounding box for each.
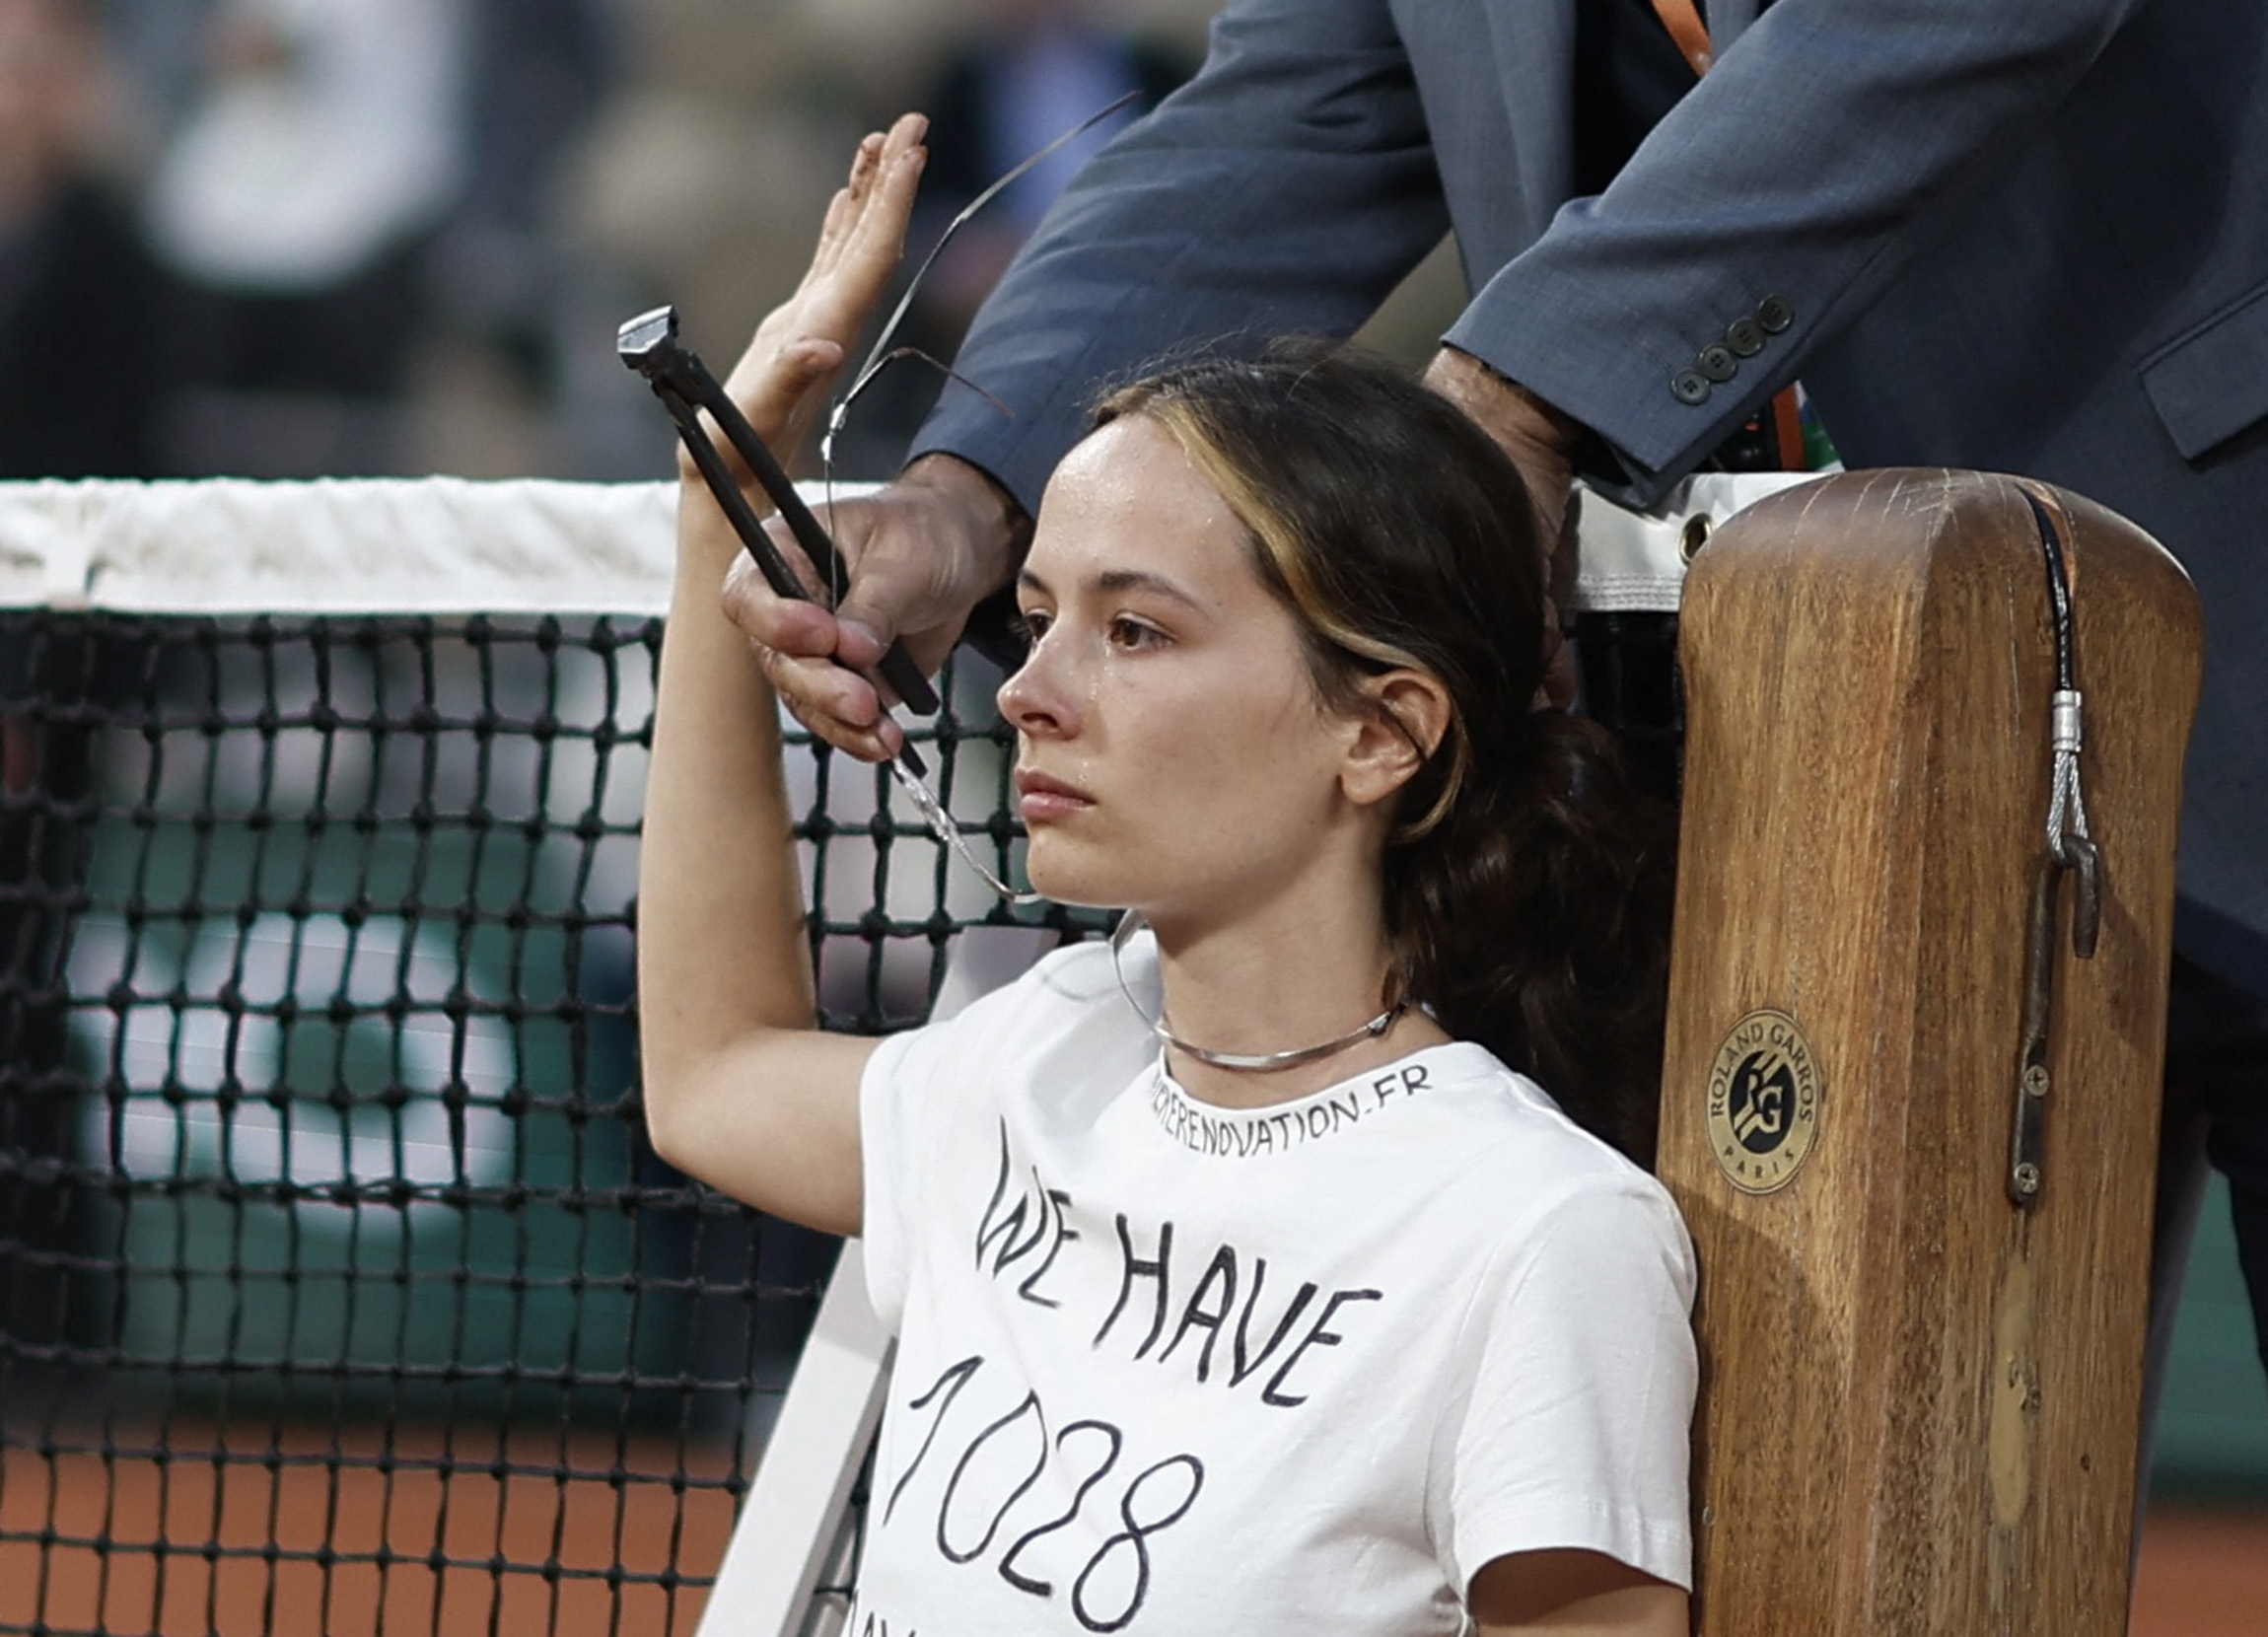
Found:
[857,1019,961,1330]
[1443,1172,1699,1595]
[852,1025,916,1332]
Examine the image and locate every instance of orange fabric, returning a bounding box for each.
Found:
[1771,388,1807,467]
[1650,0,1714,75]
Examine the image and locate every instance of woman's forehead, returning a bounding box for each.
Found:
[1030,418,1247,583]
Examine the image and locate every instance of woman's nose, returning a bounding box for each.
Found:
[997,630,1080,737]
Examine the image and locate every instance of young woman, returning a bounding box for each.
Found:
[641,115,1694,1637]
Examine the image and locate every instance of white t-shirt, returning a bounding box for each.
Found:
[856,937,1695,1637]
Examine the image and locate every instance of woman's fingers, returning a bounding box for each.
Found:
[720,114,926,451]
[807,129,889,280]
[851,114,926,250]
[807,116,926,330]
[802,116,922,292]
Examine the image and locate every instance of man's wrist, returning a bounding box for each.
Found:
[1502,378,1585,451]
[1429,346,1583,453]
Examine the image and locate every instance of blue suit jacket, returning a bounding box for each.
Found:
[917,0,2268,994]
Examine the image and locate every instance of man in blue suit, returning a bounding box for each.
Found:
[732,0,2268,1391]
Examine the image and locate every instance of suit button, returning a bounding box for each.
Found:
[1671,370,1712,404]
[1698,343,1738,383]
[1757,294,1795,333]
[1726,318,1765,356]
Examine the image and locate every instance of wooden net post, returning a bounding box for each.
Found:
[1658,469,2203,1634]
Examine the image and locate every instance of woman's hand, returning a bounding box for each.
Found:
[682,111,942,765]
[698,112,1035,763]
[689,110,928,476]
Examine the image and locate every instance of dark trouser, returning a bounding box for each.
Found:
[2146,954,2268,1474]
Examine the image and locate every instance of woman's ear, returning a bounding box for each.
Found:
[1340,669,1452,809]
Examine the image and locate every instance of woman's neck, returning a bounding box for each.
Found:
[1145,886,1450,1110]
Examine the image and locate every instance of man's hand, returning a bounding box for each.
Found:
[722,454,1028,762]
[1423,346,1585,708]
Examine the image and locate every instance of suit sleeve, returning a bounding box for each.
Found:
[1460,0,2153,502]
[910,0,1449,517]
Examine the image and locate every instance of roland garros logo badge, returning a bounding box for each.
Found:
[1706,1009,1822,1193]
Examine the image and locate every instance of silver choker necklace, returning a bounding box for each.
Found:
[1109,911,1406,1074]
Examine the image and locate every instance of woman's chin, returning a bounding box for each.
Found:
[1023,864,1117,911]
[1023,842,1140,914]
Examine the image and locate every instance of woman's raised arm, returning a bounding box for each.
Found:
[637,116,928,1236]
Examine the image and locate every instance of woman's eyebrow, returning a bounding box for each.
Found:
[1018,564,1207,611]
[1092,568,1205,609]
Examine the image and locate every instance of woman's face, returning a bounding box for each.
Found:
[998,416,1368,925]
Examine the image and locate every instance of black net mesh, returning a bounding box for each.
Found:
[0,603,1679,1636]
[0,607,1104,1636]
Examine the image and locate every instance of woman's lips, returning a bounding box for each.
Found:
[1014,767,1094,823]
